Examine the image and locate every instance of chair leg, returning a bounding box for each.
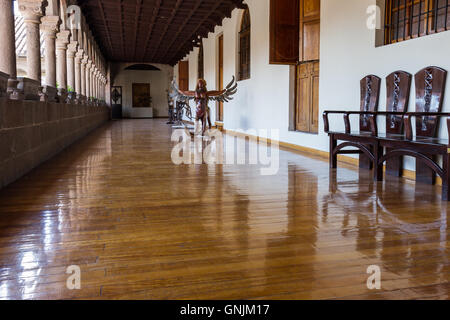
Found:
[442,153,450,201]
[385,148,403,177]
[416,155,436,185]
[373,144,383,182]
[330,134,337,169]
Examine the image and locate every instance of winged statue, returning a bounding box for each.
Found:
[170,77,238,135]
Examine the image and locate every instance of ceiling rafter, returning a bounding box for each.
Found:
[132,0,143,61]
[139,0,162,61]
[154,0,205,62]
[118,0,125,58]
[148,0,183,62]
[168,2,224,64]
[80,0,245,64]
[96,0,114,54]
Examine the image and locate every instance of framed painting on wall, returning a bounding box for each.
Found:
[132,83,151,108]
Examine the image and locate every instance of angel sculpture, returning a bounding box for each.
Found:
[170,77,238,135]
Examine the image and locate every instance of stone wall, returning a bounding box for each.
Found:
[0,98,110,189]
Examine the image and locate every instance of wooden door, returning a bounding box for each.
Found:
[300,0,320,62]
[217,34,224,122]
[178,61,189,91]
[132,83,150,108]
[296,61,319,133]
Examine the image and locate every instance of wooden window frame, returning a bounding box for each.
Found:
[238,8,251,81]
[198,43,204,80]
[384,0,450,45]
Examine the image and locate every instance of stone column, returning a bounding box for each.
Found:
[81,55,87,102]
[86,60,92,102]
[55,30,70,102]
[18,0,44,82]
[74,50,83,102]
[0,0,18,98]
[67,41,78,102]
[40,15,59,102]
[94,70,98,100]
[17,0,44,100]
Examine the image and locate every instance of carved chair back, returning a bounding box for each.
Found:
[415,66,447,138]
[385,71,412,134]
[360,75,381,132]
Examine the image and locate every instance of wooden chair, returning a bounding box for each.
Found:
[359,75,381,169]
[384,71,412,177]
[413,66,447,185]
[324,66,450,201]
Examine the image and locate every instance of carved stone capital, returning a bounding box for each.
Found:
[56,30,71,49]
[17,0,45,23]
[40,15,60,36]
[67,41,78,56]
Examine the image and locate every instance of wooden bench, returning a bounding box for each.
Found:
[323,66,449,200]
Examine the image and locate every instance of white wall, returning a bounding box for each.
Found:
[176,0,450,171]
[113,63,173,118]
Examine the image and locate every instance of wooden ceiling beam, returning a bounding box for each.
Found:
[81,0,245,64]
[147,0,183,62]
[119,0,125,59]
[154,0,205,62]
[132,0,143,61]
[139,0,162,61]
[168,1,224,63]
[96,0,114,57]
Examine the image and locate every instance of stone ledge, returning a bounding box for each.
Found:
[0,98,110,189]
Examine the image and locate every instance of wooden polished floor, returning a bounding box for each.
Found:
[0,119,449,300]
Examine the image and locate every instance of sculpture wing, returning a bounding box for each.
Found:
[169,80,195,103]
[208,76,238,103]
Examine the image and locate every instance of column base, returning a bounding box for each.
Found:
[39,85,58,102]
[7,79,24,100]
[66,91,76,104]
[16,77,40,101]
[0,71,9,97]
[57,88,68,103]
[71,92,79,104]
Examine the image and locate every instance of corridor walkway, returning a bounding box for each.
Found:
[0,119,448,299]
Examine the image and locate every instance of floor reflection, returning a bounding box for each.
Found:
[0,119,448,299]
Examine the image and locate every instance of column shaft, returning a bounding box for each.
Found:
[0,0,17,78]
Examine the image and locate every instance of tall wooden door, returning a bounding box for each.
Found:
[178,61,189,91]
[132,83,151,108]
[217,34,224,122]
[296,0,320,133]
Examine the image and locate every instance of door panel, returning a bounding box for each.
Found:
[303,21,320,61]
[178,61,189,91]
[217,34,224,122]
[296,64,310,132]
[269,0,299,64]
[311,62,320,132]
[296,61,319,133]
[300,0,320,62]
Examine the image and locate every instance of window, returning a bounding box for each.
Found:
[384,0,450,45]
[198,43,204,79]
[238,8,251,80]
